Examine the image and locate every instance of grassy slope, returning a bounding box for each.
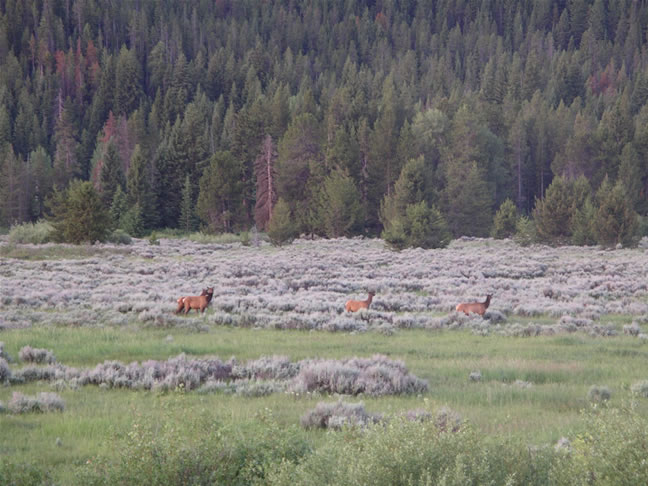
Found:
[2,326,648,482]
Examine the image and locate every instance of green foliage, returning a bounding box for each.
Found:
[594,177,639,248]
[267,198,298,246]
[179,175,198,233]
[316,168,363,238]
[550,406,648,486]
[0,461,51,486]
[108,229,132,245]
[533,176,591,245]
[196,151,242,233]
[8,220,54,244]
[77,408,310,486]
[514,215,536,247]
[570,197,597,246]
[266,416,555,486]
[381,157,449,249]
[491,199,518,239]
[46,180,112,244]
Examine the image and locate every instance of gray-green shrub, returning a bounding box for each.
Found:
[8,220,54,244]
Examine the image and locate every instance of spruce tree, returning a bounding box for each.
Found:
[267,198,298,246]
[99,142,125,208]
[594,177,638,248]
[196,151,242,233]
[316,168,363,238]
[47,180,111,244]
[179,175,198,233]
[491,199,518,239]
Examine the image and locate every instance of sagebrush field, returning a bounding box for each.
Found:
[1,236,648,484]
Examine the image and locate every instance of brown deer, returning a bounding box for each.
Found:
[345,291,375,312]
[456,294,492,317]
[175,287,214,314]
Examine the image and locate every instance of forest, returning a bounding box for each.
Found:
[1,0,648,246]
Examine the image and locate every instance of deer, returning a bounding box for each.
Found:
[456,294,492,317]
[345,291,375,313]
[175,287,214,314]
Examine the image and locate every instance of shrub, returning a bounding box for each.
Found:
[291,355,428,396]
[631,380,648,398]
[8,220,54,244]
[19,346,57,364]
[587,385,611,403]
[0,342,11,362]
[265,415,555,486]
[0,461,51,486]
[0,357,10,384]
[550,406,648,485]
[108,228,132,245]
[301,400,380,429]
[8,392,65,413]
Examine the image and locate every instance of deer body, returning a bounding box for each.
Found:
[176,287,214,314]
[345,292,375,312]
[456,294,492,316]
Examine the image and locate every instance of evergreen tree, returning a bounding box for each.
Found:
[0,146,30,226]
[109,185,128,228]
[533,176,591,244]
[99,142,125,207]
[594,176,638,248]
[179,174,198,233]
[47,179,111,244]
[491,199,518,239]
[267,197,298,246]
[316,168,363,238]
[196,151,242,233]
[126,144,157,229]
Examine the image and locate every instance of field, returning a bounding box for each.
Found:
[1,236,648,484]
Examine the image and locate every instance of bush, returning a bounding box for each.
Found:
[265,416,555,486]
[630,380,648,398]
[0,461,51,486]
[108,228,132,245]
[0,357,10,384]
[587,385,611,403]
[8,220,54,244]
[19,346,57,364]
[8,392,65,413]
[550,406,648,485]
[77,409,311,486]
[301,400,380,429]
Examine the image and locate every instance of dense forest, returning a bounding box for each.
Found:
[1,0,648,245]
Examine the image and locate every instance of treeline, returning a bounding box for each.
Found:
[1,0,648,245]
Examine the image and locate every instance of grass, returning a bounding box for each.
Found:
[2,325,648,483]
[0,243,132,261]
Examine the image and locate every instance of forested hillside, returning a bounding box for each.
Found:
[1,0,647,243]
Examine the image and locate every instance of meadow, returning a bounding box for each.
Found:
[1,236,648,484]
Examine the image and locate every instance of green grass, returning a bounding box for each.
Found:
[0,244,132,260]
[1,326,648,483]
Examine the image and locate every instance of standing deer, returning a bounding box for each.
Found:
[456,294,492,317]
[176,287,214,314]
[345,291,375,312]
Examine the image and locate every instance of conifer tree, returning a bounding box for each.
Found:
[179,174,198,233]
[99,142,125,207]
[196,151,242,233]
[267,198,298,246]
[491,199,518,239]
[594,176,638,248]
[47,180,111,244]
[254,134,278,232]
[316,168,363,238]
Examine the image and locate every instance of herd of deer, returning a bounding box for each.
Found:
[175,288,493,317]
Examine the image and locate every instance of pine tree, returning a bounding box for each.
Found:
[99,142,125,207]
[594,176,638,248]
[491,199,518,239]
[126,144,158,229]
[179,174,198,233]
[196,151,242,233]
[47,180,111,244]
[267,198,298,246]
[316,168,363,238]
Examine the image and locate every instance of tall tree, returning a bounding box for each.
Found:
[196,151,242,233]
[254,134,277,231]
